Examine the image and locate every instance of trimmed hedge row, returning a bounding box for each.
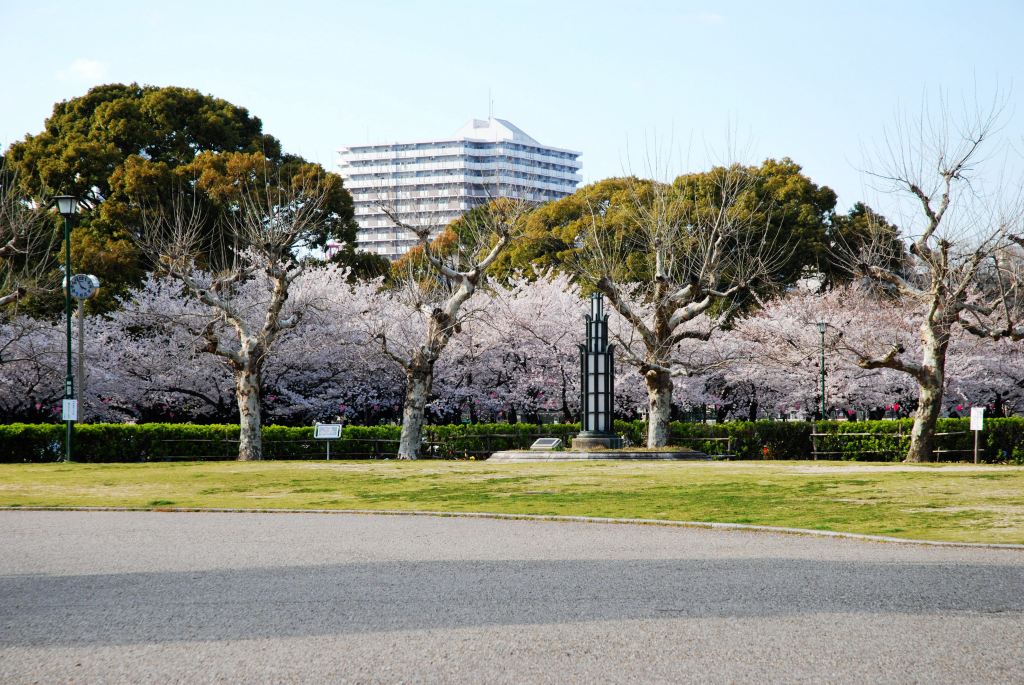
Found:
[1,418,1023,463]
[0,422,583,463]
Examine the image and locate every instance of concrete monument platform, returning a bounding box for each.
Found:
[487,448,710,462]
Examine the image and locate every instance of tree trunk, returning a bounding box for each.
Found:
[747,395,759,422]
[398,361,434,460]
[645,368,673,447]
[906,327,948,463]
[906,379,943,463]
[560,368,573,423]
[235,365,263,461]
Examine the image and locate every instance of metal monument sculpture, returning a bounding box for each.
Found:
[575,293,623,449]
[489,292,704,461]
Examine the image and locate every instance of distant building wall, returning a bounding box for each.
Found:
[338,118,582,260]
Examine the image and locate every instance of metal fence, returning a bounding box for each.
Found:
[810,426,972,461]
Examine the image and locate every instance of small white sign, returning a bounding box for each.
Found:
[970,407,985,431]
[62,399,78,422]
[314,424,342,439]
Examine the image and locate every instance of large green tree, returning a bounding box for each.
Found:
[493,159,839,289]
[491,177,645,280]
[718,157,836,285]
[825,201,903,288]
[5,83,373,312]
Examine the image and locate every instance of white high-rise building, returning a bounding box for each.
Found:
[338,118,582,260]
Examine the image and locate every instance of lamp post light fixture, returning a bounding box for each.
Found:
[54,195,78,462]
[816,321,827,420]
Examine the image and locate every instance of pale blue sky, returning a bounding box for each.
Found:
[2,0,1022,212]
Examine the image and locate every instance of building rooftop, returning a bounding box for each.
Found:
[340,118,581,157]
[453,118,540,145]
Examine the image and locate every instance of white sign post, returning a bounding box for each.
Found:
[970,407,985,464]
[314,423,343,460]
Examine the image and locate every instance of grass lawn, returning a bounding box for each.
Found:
[1,460,1023,544]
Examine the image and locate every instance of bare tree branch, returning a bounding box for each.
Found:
[0,161,58,311]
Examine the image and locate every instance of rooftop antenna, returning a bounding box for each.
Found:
[488,88,494,120]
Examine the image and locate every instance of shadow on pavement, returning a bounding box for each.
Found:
[2,557,1022,647]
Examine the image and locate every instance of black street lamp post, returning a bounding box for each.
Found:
[55,195,78,462]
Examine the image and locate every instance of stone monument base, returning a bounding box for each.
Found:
[571,435,624,450]
[487,448,710,463]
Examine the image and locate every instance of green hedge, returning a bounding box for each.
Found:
[1,418,1022,463]
[0,422,581,462]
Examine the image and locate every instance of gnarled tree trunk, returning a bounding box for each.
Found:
[398,355,434,460]
[235,364,263,461]
[906,327,948,463]
[645,367,673,447]
[234,342,264,461]
[907,377,942,463]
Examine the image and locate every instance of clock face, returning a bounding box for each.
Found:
[69,274,97,299]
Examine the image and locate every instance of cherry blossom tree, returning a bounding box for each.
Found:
[263,268,403,424]
[83,276,234,422]
[0,316,63,420]
[6,271,1024,429]
[729,287,919,419]
[434,272,656,426]
[729,284,1024,422]
[71,266,400,426]
[945,331,1024,417]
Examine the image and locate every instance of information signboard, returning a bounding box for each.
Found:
[314,423,342,460]
[62,399,78,422]
[314,424,342,439]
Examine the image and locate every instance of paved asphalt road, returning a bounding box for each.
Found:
[1,511,1022,684]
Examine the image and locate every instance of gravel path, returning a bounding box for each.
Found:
[1,510,1022,683]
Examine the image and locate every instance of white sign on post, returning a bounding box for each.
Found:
[314,424,342,439]
[314,423,343,460]
[970,406,985,464]
[62,399,78,422]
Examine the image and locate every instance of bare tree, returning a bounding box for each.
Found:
[841,94,1024,462]
[0,161,57,309]
[959,239,1024,341]
[575,166,781,447]
[140,170,335,460]
[373,198,529,459]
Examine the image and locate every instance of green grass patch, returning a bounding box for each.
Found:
[1,461,1023,544]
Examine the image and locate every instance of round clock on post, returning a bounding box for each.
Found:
[68,274,100,300]
[64,274,100,426]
